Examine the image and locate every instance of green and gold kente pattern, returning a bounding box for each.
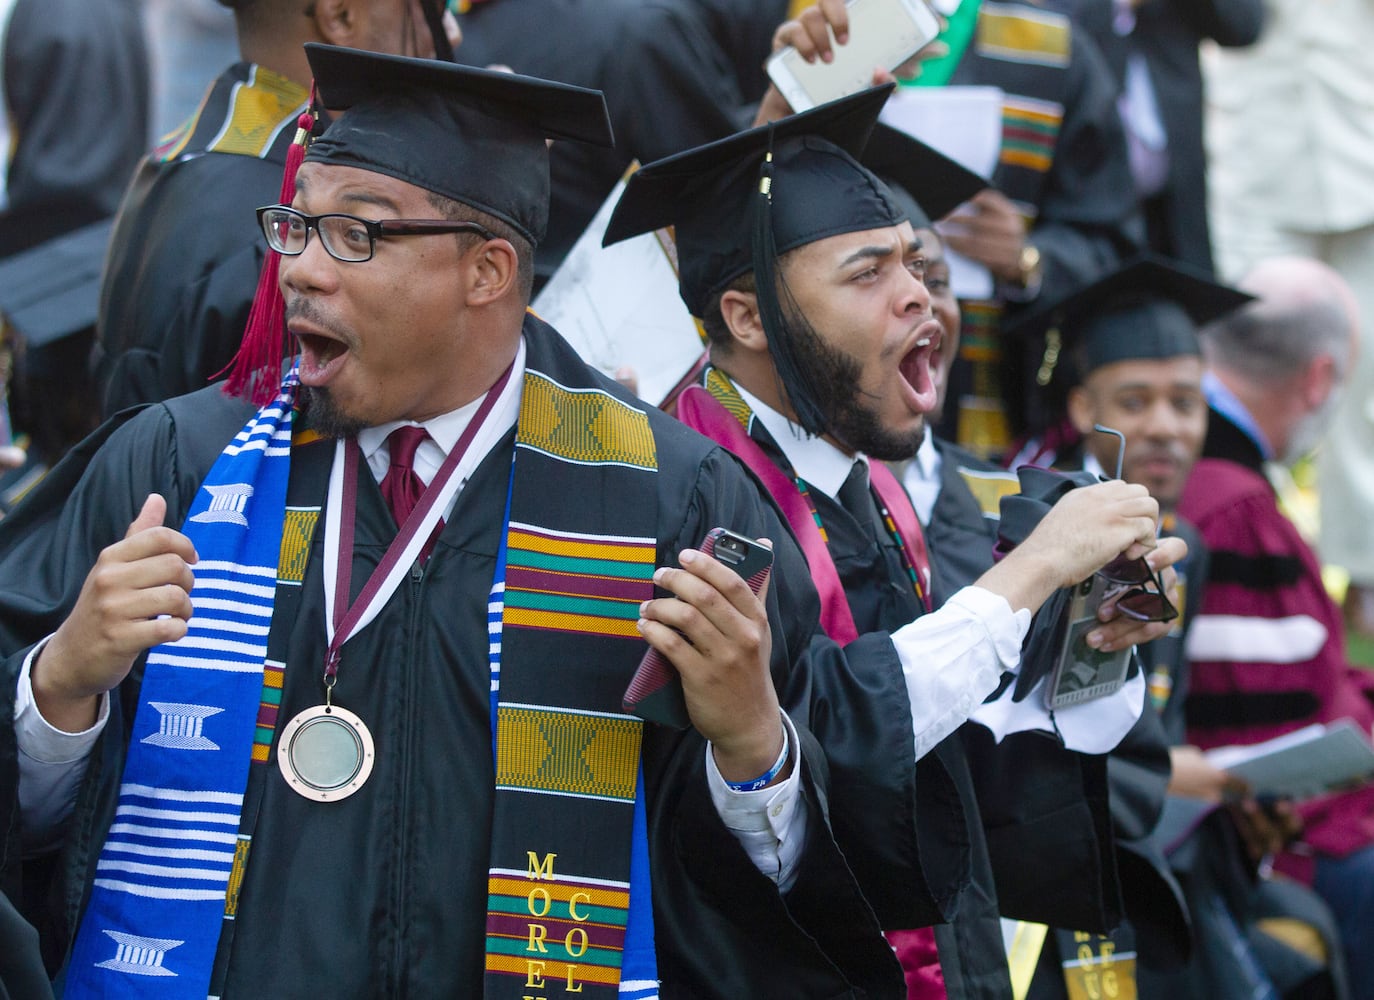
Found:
[957,467,1021,519]
[208,66,308,158]
[518,372,656,469]
[704,367,752,430]
[977,3,1071,67]
[276,507,319,584]
[496,707,642,802]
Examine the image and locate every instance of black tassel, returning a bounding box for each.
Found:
[751,147,830,437]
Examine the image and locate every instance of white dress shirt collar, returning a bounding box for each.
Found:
[733,381,862,499]
[902,425,943,525]
[356,337,526,488]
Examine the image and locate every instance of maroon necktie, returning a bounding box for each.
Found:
[379,425,442,564]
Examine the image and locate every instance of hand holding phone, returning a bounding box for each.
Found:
[624,528,774,729]
[767,0,942,112]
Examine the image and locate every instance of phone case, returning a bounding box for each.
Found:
[623,529,774,729]
[1044,575,1134,710]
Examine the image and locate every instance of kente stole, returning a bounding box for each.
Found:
[66,340,663,999]
[66,375,300,999]
[483,357,660,1000]
[947,3,1071,459]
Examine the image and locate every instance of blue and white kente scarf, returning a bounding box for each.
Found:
[65,374,298,999]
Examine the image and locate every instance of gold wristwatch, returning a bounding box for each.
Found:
[1015,243,1042,289]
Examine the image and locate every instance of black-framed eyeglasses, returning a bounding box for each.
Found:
[1092,423,1179,623]
[257,205,498,263]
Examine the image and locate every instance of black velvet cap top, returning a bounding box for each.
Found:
[303,43,614,246]
[603,85,912,318]
[860,123,989,230]
[1005,254,1255,378]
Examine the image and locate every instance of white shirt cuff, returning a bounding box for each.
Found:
[15,636,109,855]
[14,635,111,756]
[891,586,1031,759]
[707,712,807,891]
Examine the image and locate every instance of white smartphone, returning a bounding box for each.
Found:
[766,0,942,113]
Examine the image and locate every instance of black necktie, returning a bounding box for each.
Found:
[836,459,883,541]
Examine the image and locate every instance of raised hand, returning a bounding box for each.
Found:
[32,494,197,732]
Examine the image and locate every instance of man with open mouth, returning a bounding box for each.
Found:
[606,87,1189,1000]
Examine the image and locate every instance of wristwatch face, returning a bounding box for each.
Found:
[1018,244,1042,286]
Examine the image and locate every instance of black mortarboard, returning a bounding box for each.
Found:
[860,123,989,229]
[605,86,915,435]
[0,218,112,346]
[606,88,985,437]
[603,85,903,320]
[304,43,614,247]
[1005,254,1254,393]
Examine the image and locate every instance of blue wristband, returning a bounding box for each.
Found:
[723,731,790,793]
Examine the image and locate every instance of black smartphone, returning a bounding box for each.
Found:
[622,528,774,729]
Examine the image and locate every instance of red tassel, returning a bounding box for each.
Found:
[220,104,316,405]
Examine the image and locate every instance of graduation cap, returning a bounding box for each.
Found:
[1004,253,1255,395]
[0,218,112,347]
[224,44,614,405]
[305,43,614,247]
[605,85,974,435]
[860,123,989,229]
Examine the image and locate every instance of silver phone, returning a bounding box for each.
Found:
[1045,575,1134,710]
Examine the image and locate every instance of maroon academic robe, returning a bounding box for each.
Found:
[1178,409,1374,880]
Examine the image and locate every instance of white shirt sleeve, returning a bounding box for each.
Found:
[13,636,110,855]
[890,585,1143,755]
[890,586,1031,759]
[706,712,806,892]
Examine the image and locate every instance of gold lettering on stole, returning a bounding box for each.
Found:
[564,894,591,993]
[525,961,547,988]
[568,892,591,922]
[1064,932,1134,1000]
[526,924,549,953]
[528,886,552,917]
[528,852,557,880]
[565,927,589,958]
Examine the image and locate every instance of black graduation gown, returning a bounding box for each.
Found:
[671,0,788,107]
[1,319,947,997]
[455,0,750,283]
[1071,0,1263,275]
[93,63,304,418]
[728,423,1118,1000]
[924,439,1015,609]
[1007,455,1194,997]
